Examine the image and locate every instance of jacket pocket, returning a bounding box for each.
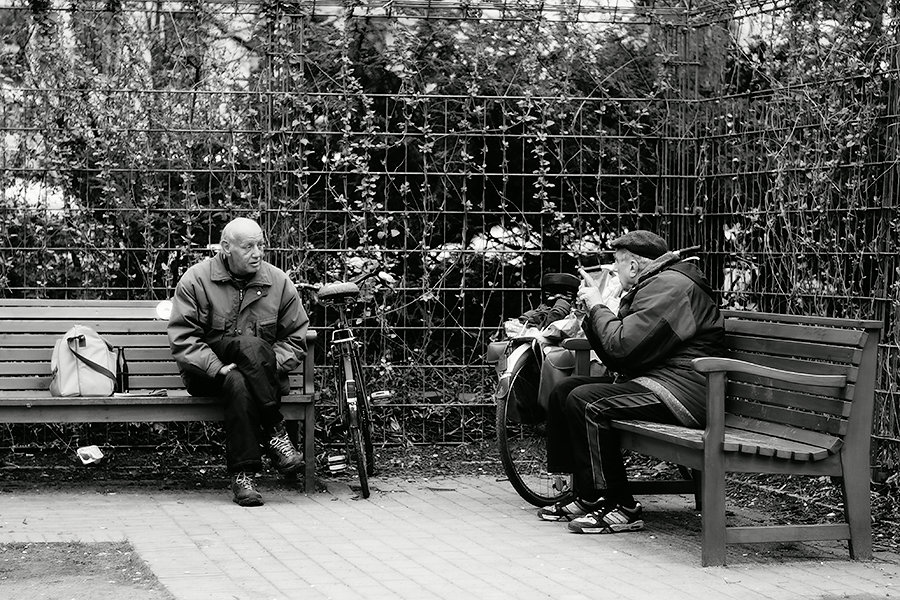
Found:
[257,317,277,344]
[210,312,230,334]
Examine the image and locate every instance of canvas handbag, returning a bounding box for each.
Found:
[49,325,118,397]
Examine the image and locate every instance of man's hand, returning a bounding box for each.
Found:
[219,363,238,376]
[578,285,604,311]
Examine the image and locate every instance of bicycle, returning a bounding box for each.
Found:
[493,247,701,507]
[299,277,390,499]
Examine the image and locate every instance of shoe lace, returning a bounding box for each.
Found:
[233,472,256,490]
[269,432,293,456]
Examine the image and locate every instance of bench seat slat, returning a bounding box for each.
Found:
[610,420,834,461]
[0,394,312,406]
[724,414,843,456]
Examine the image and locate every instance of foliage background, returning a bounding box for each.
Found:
[1,0,899,466]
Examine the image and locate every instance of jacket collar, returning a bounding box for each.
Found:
[209,253,273,287]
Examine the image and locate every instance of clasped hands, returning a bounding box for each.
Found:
[577,285,605,311]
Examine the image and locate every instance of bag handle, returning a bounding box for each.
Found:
[67,335,116,381]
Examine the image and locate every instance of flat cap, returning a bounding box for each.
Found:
[609,230,669,259]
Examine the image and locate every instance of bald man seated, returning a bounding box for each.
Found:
[167,217,310,506]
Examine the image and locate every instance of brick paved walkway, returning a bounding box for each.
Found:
[1,475,897,600]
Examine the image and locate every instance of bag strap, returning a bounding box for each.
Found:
[67,335,116,381]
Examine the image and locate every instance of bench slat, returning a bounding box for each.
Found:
[0,300,164,308]
[0,320,169,334]
[0,348,181,362]
[728,372,853,400]
[0,394,311,406]
[727,349,859,382]
[726,398,849,437]
[0,334,172,347]
[725,334,862,365]
[0,374,306,390]
[725,319,868,347]
[0,307,163,320]
[0,361,182,376]
[727,381,852,418]
[610,420,834,461]
[721,310,882,329]
[725,414,844,457]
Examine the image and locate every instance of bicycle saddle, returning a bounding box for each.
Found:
[316,281,360,302]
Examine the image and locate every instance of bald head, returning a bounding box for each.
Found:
[221,217,265,276]
[222,217,262,244]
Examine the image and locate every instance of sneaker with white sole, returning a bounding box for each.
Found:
[567,502,644,534]
[537,501,588,522]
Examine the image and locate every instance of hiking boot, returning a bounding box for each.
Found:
[537,501,588,522]
[267,422,304,476]
[568,502,644,534]
[231,472,264,507]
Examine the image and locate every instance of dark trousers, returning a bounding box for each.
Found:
[547,376,679,505]
[184,336,283,473]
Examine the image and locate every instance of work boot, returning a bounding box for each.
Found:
[231,472,263,507]
[267,421,304,476]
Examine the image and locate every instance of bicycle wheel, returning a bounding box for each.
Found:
[346,400,370,499]
[350,350,375,476]
[495,346,573,507]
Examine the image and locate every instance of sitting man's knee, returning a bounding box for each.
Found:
[221,369,249,394]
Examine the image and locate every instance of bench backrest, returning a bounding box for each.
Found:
[720,310,881,453]
[0,299,310,396]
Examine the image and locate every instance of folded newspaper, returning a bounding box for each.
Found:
[113,389,168,397]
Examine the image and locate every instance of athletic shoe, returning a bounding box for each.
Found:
[567,502,644,534]
[537,501,588,522]
[268,422,304,476]
[231,472,264,507]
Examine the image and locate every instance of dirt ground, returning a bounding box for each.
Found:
[0,541,174,600]
[1,442,898,599]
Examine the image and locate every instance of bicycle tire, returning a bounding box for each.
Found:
[496,388,574,507]
[350,350,376,476]
[348,417,370,499]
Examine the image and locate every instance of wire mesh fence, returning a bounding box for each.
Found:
[1,0,899,465]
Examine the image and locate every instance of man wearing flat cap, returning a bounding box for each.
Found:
[538,229,725,534]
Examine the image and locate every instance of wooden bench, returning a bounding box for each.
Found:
[564,310,882,566]
[0,299,318,492]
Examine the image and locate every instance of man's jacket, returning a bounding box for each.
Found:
[582,258,724,427]
[167,253,309,382]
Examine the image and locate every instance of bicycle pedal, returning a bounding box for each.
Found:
[370,390,393,403]
[328,454,348,473]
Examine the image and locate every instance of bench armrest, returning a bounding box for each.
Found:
[561,338,591,351]
[691,357,846,388]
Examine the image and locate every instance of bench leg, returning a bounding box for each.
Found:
[304,402,317,493]
[701,456,726,566]
[841,458,873,560]
[692,469,702,512]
